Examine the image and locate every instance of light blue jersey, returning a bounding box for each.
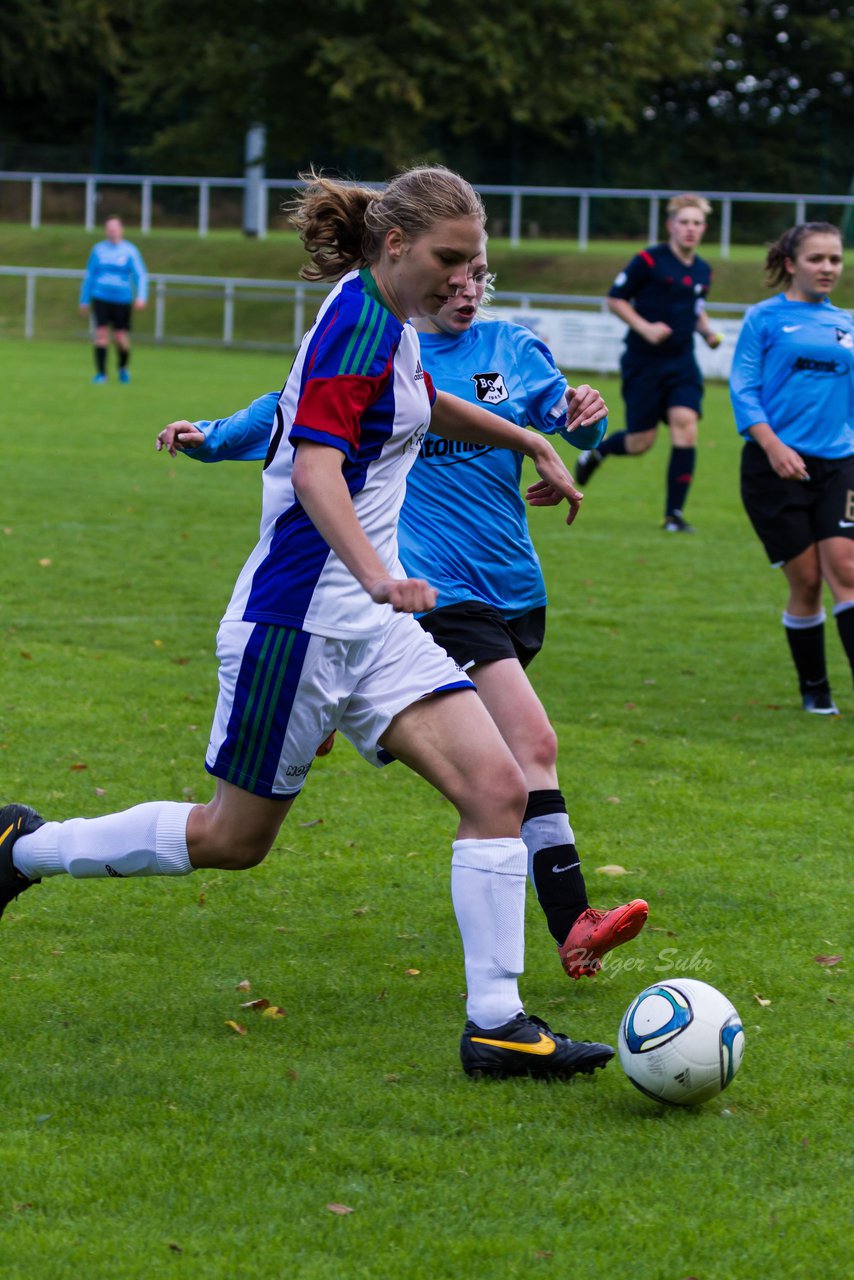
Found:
[80,239,149,306]
[730,294,854,458]
[398,320,568,616]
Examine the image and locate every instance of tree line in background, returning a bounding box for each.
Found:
[1,0,852,206]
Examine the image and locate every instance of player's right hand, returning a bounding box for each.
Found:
[765,440,810,481]
[645,322,673,346]
[369,576,437,614]
[156,420,206,456]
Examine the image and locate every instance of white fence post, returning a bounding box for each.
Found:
[24,273,36,338]
[154,277,166,341]
[30,177,42,229]
[294,283,305,347]
[795,198,806,223]
[720,198,732,259]
[648,196,660,244]
[85,178,97,231]
[509,191,522,247]
[141,180,152,233]
[198,182,210,237]
[578,193,590,251]
[223,282,235,344]
[257,181,269,240]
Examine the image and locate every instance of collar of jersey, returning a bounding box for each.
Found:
[359,267,395,314]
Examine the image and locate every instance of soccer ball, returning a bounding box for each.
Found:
[617,978,744,1106]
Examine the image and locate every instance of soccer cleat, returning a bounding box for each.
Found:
[118,368,131,384]
[802,688,840,715]
[574,448,603,486]
[461,1012,614,1079]
[559,898,649,979]
[662,511,695,533]
[0,805,45,920]
[92,374,107,385]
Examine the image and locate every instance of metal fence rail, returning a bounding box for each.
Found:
[2,171,854,257]
[0,264,750,356]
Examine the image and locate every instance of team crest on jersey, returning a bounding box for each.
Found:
[835,328,854,350]
[471,371,508,404]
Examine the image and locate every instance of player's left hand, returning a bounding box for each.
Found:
[565,384,607,431]
[704,331,724,349]
[156,420,206,455]
[134,300,147,310]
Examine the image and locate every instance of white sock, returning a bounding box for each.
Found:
[451,837,527,1029]
[12,802,194,880]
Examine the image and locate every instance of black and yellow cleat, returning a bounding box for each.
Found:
[0,804,44,920]
[461,1012,614,1079]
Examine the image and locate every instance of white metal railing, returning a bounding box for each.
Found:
[0,264,751,355]
[2,171,854,258]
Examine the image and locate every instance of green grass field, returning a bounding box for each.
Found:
[0,339,851,1279]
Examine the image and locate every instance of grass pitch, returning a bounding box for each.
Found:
[0,339,850,1279]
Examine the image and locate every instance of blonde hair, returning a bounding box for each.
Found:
[667,193,712,218]
[765,222,842,288]
[288,166,486,283]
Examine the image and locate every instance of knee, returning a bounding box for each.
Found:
[627,431,655,455]
[188,807,276,870]
[518,722,558,776]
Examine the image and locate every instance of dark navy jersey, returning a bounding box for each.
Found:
[608,243,712,358]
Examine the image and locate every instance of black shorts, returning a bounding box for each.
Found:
[92,299,132,331]
[417,601,546,671]
[621,352,703,433]
[740,442,854,566]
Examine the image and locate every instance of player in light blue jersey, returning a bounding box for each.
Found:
[730,222,854,714]
[156,256,649,983]
[79,216,148,385]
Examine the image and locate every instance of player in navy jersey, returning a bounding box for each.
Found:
[2,167,615,1080]
[153,262,649,983]
[576,194,723,532]
[730,222,854,715]
[79,216,148,384]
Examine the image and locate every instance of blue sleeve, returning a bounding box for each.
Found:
[512,328,569,434]
[184,392,279,463]
[80,249,97,304]
[130,244,149,304]
[729,308,769,437]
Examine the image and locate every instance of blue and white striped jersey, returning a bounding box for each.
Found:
[223,269,435,640]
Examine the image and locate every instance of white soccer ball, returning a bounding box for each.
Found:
[617,978,745,1106]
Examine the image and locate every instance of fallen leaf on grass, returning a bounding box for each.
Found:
[235,979,251,991]
[753,994,772,1007]
[197,893,206,907]
[262,1005,286,1019]
[69,762,87,772]
[325,1203,354,1216]
[224,1021,247,1036]
[94,787,106,797]
[38,558,52,567]
[167,1243,183,1254]
[19,652,32,660]
[813,954,842,967]
[595,864,629,876]
[606,796,621,804]
[240,998,271,1011]
[404,969,421,977]
[298,818,323,828]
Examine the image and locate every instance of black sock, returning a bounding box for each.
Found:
[94,346,107,375]
[599,430,628,458]
[666,446,696,516]
[522,789,588,944]
[118,348,130,370]
[784,614,829,695]
[834,603,854,685]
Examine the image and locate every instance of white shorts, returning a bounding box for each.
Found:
[205,611,474,798]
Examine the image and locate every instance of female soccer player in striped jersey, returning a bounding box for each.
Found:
[730,222,854,714]
[1,167,614,1080]
[153,255,649,984]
